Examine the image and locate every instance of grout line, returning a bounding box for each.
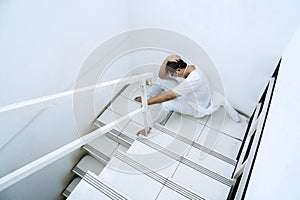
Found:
[120,118,132,133]
[154,185,165,200]
[204,125,243,141]
[195,125,206,144]
[170,161,182,179]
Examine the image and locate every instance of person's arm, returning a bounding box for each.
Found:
[147,90,179,105]
[158,55,181,79]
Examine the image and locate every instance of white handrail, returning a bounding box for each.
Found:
[0,73,153,191]
[0,108,144,191]
[0,73,152,113]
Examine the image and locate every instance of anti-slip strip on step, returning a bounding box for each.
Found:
[73,166,86,178]
[118,132,134,144]
[83,144,111,164]
[95,120,134,141]
[137,138,233,187]
[83,171,128,200]
[94,121,133,147]
[114,151,205,200]
[154,123,237,166]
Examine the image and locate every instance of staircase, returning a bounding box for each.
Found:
[0,68,277,199]
[63,82,249,200]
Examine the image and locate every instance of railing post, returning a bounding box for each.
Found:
[140,80,150,136]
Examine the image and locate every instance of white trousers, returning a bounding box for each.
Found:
[146,77,241,125]
[147,78,197,125]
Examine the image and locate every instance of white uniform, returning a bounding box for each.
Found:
[147,68,211,124]
[172,69,211,117]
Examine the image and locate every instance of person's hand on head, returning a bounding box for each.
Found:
[167,55,181,63]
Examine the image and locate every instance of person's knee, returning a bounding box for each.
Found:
[161,101,174,112]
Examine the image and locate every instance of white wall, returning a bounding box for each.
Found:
[127,0,300,115]
[0,0,129,199]
[0,0,129,106]
[245,25,300,200]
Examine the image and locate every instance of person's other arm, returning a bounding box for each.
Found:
[158,55,181,79]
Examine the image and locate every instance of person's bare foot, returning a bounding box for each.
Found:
[134,96,142,102]
[136,127,152,136]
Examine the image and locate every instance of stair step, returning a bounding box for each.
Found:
[155,123,237,165]
[113,151,206,200]
[83,171,129,200]
[83,144,111,165]
[66,171,129,200]
[94,121,134,148]
[62,177,81,198]
[72,155,105,177]
[85,133,119,158]
[137,137,234,186]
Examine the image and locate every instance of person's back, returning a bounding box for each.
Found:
[172,66,211,118]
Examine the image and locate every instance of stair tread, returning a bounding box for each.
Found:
[73,155,105,177]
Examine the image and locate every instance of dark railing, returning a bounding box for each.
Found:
[227,58,281,200]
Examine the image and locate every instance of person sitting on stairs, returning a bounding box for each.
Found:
[135,55,240,136]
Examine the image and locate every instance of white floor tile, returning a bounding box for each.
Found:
[186,146,235,179]
[172,164,230,200]
[97,109,130,131]
[197,126,241,160]
[75,155,105,176]
[67,179,111,200]
[164,112,205,141]
[109,95,140,115]
[126,140,179,178]
[122,120,143,138]
[99,156,163,200]
[87,135,119,157]
[147,129,191,157]
[206,108,248,140]
[156,186,190,200]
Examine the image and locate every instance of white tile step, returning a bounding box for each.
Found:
[73,155,105,177]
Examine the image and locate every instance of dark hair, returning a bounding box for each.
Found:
[166,59,187,74]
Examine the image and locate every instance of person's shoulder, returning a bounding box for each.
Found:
[189,66,200,77]
[193,66,205,76]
